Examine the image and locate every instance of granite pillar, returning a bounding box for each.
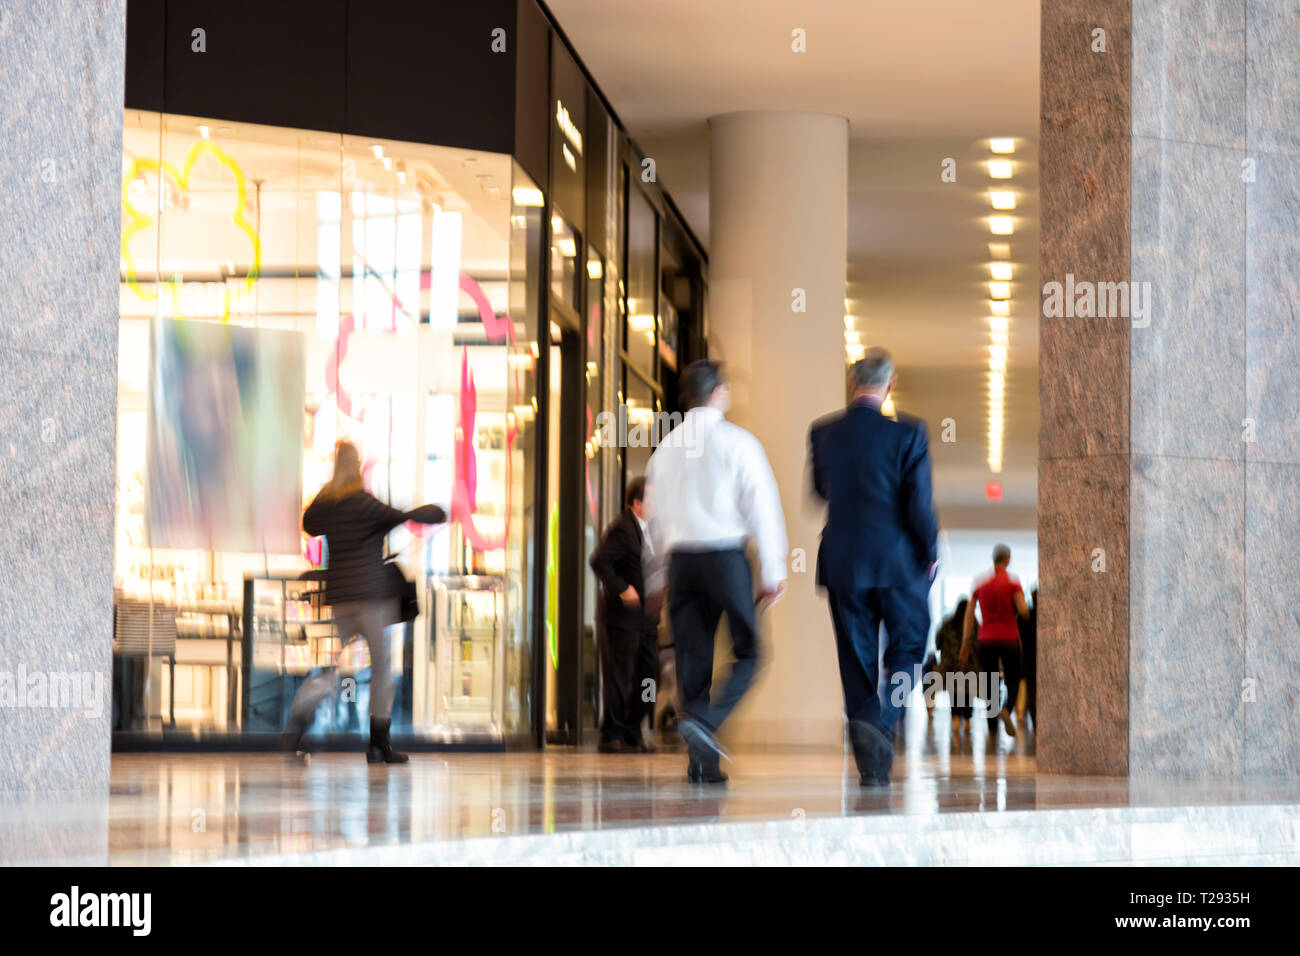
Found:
[0,1,123,793]
[1040,0,1300,776]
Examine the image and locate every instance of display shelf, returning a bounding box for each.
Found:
[242,573,333,732]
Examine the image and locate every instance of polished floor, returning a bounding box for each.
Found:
[5,714,1300,865]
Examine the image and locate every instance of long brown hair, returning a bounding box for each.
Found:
[320,440,365,501]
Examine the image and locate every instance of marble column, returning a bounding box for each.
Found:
[707,111,848,747]
[0,0,123,795]
[1040,0,1300,776]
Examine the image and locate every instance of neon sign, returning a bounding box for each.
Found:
[555,100,583,156]
[121,140,262,323]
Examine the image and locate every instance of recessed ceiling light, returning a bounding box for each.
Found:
[844,315,856,330]
[989,262,1013,281]
[371,145,385,158]
[989,281,1011,299]
[989,242,1011,259]
[989,215,1014,235]
[845,330,863,345]
[987,160,1013,179]
[197,125,211,139]
[990,190,1016,210]
[989,138,1016,154]
[990,300,1011,317]
[988,315,1009,333]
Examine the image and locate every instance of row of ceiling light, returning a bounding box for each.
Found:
[985,137,1016,474]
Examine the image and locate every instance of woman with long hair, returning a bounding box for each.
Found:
[282,440,446,763]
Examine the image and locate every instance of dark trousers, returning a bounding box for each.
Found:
[668,549,761,736]
[1021,633,1036,724]
[826,579,931,740]
[978,641,1021,719]
[598,612,658,744]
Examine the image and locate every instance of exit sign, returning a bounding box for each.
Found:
[985,482,1002,501]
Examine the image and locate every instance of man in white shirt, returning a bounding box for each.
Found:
[644,360,788,784]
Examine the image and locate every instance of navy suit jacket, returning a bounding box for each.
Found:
[810,402,939,590]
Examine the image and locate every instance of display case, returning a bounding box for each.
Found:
[241,574,336,732]
[426,574,506,735]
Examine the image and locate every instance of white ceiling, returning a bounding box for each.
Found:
[549,0,1041,526]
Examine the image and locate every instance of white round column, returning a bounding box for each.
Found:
[708,110,849,748]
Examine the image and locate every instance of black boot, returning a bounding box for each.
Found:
[280,712,309,756]
[366,717,409,764]
[686,752,727,785]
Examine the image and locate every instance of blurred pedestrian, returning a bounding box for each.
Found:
[810,349,939,787]
[935,598,977,743]
[644,360,788,785]
[589,476,659,753]
[1019,586,1038,730]
[281,440,446,764]
[960,544,1028,741]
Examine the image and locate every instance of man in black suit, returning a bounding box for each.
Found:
[810,348,939,787]
[589,476,659,752]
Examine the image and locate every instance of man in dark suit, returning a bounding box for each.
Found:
[810,348,939,787]
[589,476,659,752]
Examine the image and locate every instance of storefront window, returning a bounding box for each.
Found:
[506,162,544,738]
[116,110,535,741]
[623,369,658,483]
[581,248,606,732]
[549,213,581,319]
[624,181,657,376]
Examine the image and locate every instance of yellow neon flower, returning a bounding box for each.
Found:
[121,140,262,322]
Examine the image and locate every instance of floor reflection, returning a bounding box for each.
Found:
[5,713,1300,864]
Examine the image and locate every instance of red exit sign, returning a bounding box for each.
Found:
[985,482,1003,501]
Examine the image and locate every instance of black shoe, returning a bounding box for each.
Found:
[280,713,309,755]
[626,737,657,753]
[679,717,729,763]
[848,719,893,781]
[366,717,409,764]
[687,755,727,785]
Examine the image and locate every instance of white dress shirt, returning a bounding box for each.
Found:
[643,406,788,591]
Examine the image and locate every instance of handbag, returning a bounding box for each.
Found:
[383,559,419,624]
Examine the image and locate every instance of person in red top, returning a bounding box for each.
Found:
[960,544,1030,739]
